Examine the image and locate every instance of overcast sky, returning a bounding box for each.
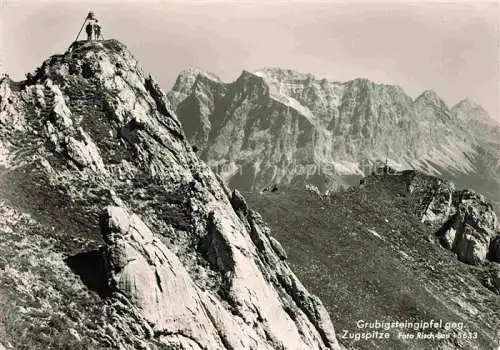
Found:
[1,0,498,118]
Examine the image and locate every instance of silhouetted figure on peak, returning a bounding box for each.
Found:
[85,21,93,41]
[71,10,104,47]
[94,20,102,40]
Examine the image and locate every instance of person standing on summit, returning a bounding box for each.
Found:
[94,20,102,40]
[70,10,102,49]
[85,20,93,40]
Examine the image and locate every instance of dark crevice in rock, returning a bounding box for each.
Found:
[65,249,111,298]
[196,212,239,310]
[487,236,500,262]
[144,77,169,118]
[118,119,141,145]
[229,189,248,217]
[81,62,94,79]
[247,213,272,266]
[144,75,184,141]
[282,304,298,322]
[435,214,459,250]
[154,269,164,293]
[197,212,235,275]
[153,330,208,350]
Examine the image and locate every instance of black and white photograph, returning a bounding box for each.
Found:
[0,0,498,349]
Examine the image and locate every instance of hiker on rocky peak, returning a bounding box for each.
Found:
[94,20,102,40]
[71,10,104,46]
[85,21,93,41]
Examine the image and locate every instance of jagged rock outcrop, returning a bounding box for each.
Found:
[438,190,498,265]
[452,98,500,144]
[167,67,500,191]
[406,172,455,225]
[361,169,499,266]
[0,40,339,349]
[0,79,25,130]
[101,204,337,349]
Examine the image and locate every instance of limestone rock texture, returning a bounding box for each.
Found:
[440,190,498,265]
[167,67,500,192]
[0,40,339,349]
[362,169,500,266]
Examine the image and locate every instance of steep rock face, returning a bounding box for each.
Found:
[0,40,338,349]
[439,190,498,265]
[452,99,500,144]
[170,69,321,190]
[361,169,499,266]
[168,68,227,152]
[168,67,499,191]
[100,201,338,349]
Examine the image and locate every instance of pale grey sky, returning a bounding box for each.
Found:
[1,0,498,118]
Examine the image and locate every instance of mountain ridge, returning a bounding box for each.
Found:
[173,66,498,113]
[167,67,499,192]
[0,39,339,349]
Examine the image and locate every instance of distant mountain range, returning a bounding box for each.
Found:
[167,67,500,195]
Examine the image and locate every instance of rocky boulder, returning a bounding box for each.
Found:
[0,79,25,131]
[360,169,499,266]
[101,205,339,349]
[437,190,498,265]
[382,171,498,265]
[407,173,455,225]
[407,174,498,265]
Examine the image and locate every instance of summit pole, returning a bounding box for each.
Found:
[74,17,88,43]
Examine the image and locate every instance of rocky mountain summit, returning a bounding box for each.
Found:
[167,67,500,192]
[0,40,339,349]
[452,98,500,142]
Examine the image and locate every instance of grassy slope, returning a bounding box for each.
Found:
[244,178,499,350]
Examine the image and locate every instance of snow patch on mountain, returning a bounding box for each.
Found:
[168,67,500,191]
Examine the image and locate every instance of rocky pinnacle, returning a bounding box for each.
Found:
[0,40,339,349]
